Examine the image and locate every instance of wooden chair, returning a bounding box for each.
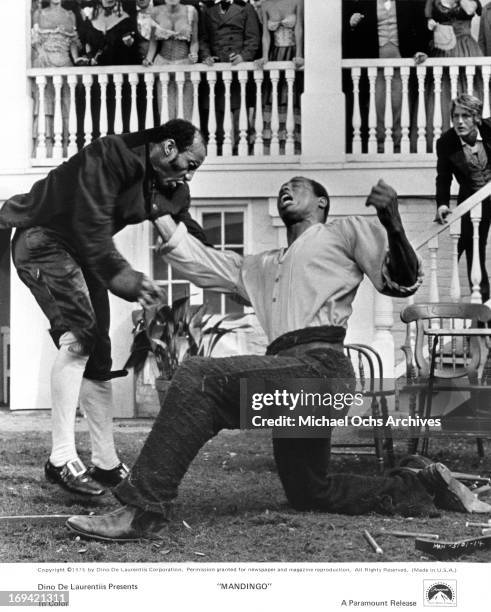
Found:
[399,302,491,458]
[331,343,395,471]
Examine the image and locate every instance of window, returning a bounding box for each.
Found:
[151,226,192,304]
[201,210,245,315]
[150,208,247,314]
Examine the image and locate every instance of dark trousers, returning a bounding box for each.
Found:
[115,347,431,516]
[11,227,112,380]
[458,200,491,303]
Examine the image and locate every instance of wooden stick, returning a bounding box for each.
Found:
[0,514,72,525]
[363,529,383,554]
[379,529,439,540]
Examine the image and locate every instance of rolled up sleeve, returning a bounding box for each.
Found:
[348,217,424,298]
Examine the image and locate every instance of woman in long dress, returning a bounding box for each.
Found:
[143,0,199,122]
[256,0,304,152]
[31,0,81,156]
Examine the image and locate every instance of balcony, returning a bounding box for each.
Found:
[28,61,302,165]
[342,56,490,159]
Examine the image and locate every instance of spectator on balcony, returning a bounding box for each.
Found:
[426,0,482,57]
[135,0,156,61]
[78,0,139,136]
[199,0,261,154]
[0,119,209,498]
[435,94,491,302]
[342,0,430,153]
[31,0,83,157]
[143,0,199,121]
[426,1,483,132]
[255,0,303,153]
[82,0,138,65]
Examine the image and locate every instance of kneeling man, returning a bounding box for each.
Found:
[67,177,490,541]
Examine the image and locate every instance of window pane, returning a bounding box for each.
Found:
[152,254,169,280]
[173,267,188,280]
[202,213,221,245]
[203,290,221,314]
[225,295,244,315]
[229,247,244,256]
[172,283,190,302]
[225,212,243,244]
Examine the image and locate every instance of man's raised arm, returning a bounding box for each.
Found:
[365,180,421,289]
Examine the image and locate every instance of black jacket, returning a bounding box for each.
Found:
[200,0,261,62]
[435,118,491,210]
[342,0,430,59]
[0,129,208,301]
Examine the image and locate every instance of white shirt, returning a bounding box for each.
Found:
[161,217,423,343]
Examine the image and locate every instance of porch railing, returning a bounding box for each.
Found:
[392,182,491,377]
[342,57,491,158]
[27,61,301,164]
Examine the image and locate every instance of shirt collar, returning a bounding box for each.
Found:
[459,133,483,148]
[215,0,232,3]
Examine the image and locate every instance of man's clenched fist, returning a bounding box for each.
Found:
[366,179,403,233]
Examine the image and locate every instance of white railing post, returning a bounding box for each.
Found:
[285,67,296,156]
[384,66,394,155]
[128,71,139,132]
[82,73,93,146]
[144,72,155,129]
[483,65,491,116]
[367,67,377,154]
[465,65,475,96]
[66,74,77,157]
[270,68,280,156]
[113,73,123,133]
[470,201,483,303]
[351,67,362,155]
[416,64,426,154]
[99,74,109,137]
[176,70,185,119]
[52,75,63,159]
[449,217,462,302]
[207,71,217,157]
[159,72,169,123]
[253,69,264,157]
[238,69,249,157]
[449,65,459,100]
[400,65,410,155]
[191,70,200,128]
[428,235,440,303]
[222,69,233,156]
[35,76,47,159]
[433,66,443,148]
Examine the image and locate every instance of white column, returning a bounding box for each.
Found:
[372,292,395,377]
[0,1,30,169]
[302,0,345,161]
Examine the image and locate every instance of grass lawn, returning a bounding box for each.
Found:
[1,425,490,563]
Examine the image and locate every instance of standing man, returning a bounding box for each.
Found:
[0,119,207,496]
[342,0,430,152]
[435,94,491,303]
[66,177,491,541]
[199,0,261,152]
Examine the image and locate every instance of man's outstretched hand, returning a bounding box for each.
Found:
[138,276,166,309]
[366,179,403,233]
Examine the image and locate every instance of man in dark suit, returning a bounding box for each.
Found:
[199,0,261,152]
[0,119,208,497]
[342,0,430,152]
[435,94,491,303]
